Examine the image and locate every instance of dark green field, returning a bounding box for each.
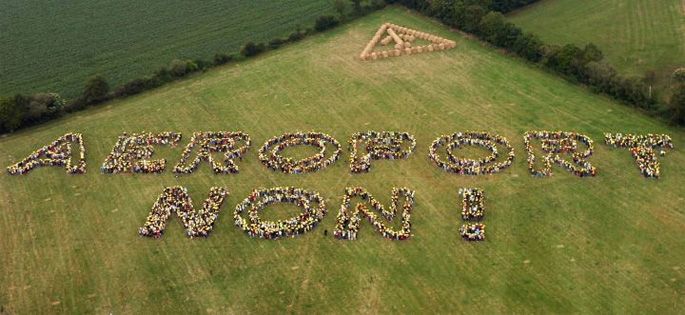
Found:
[0,0,334,98]
[0,5,684,314]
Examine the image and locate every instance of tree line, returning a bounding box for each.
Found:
[387,0,685,125]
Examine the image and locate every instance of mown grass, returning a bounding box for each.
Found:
[508,0,685,97]
[0,0,335,98]
[0,6,684,314]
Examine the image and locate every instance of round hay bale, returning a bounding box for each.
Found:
[411,46,419,54]
[438,43,445,50]
[404,47,412,55]
[426,44,434,52]
[404,41,411,48]
[360,53,367,60]
[370,52,378,60]
[416,46,423,53]
[395,43,403,50]
[382,51,389,58]
[393,49,402,57]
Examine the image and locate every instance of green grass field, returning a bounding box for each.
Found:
[508,0,685,96]
[1,6,684,313]
[0,0,334,98]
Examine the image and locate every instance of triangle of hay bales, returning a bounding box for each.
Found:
[360,23,457,60]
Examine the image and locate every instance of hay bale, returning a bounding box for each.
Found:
[386,28,404,46]
[438,43,445,50]
[404,47,412,55]
[426,44,434,52]
[411,46,419,54]
[416,46,423,53]
[394,43,403,50]
[381,51,389,58]
[370,52,378,60]
[404,41,411,48]
[393,49,402,57]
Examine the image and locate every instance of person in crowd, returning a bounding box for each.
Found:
[233,187,327,239]
[174,131,251,174]
[604,133,673,178]
[139,186,228,238]
[258,132,341,174]
[334,187,414,240]
[102,131,181,174]
[7,133,86,175]
[429,131,515,175]
[523,131,596,177]
[349,131,416,173]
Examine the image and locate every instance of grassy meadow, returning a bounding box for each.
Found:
[1,6,684,314]
[0,0,335,98]
[508,0,685,97]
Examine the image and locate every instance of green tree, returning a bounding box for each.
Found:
[350,0,362,14]
[0,95,27,132]
[333,0,347,19]
[671,84,685,125]
[673,68,685,83]
[582,43,603,63]
[169,59,199,77]
[314,15,339,32]
[83,75,109,104]
[240,42,266,57]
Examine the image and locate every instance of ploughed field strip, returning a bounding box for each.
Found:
[0,7,684,314]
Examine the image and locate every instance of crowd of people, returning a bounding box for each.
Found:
[429,132,515,175]
[459,187,484,221]
[101,132,181,174]
[258,132,341,174]
[523,131,596,177]
[348,131,416,173]
[334,186,415,240]
[604,133,674,178]
[7,133,86,175]
[233,187,327,239]
[139,186,228,238]
[173,131,251,174]
[459,223,485,241]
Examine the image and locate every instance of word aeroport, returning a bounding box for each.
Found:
[5,130,675,241]
[7,130,675,178]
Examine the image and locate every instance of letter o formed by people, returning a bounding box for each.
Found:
[258,131,341,174]
[233,187,327,239]
[429,131,515,175]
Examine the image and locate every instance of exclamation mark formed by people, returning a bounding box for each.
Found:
[458,188,486,241]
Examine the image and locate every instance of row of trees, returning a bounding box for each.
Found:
[388,0,684,125]
[672,69,685,124]
[0,0,386,134]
